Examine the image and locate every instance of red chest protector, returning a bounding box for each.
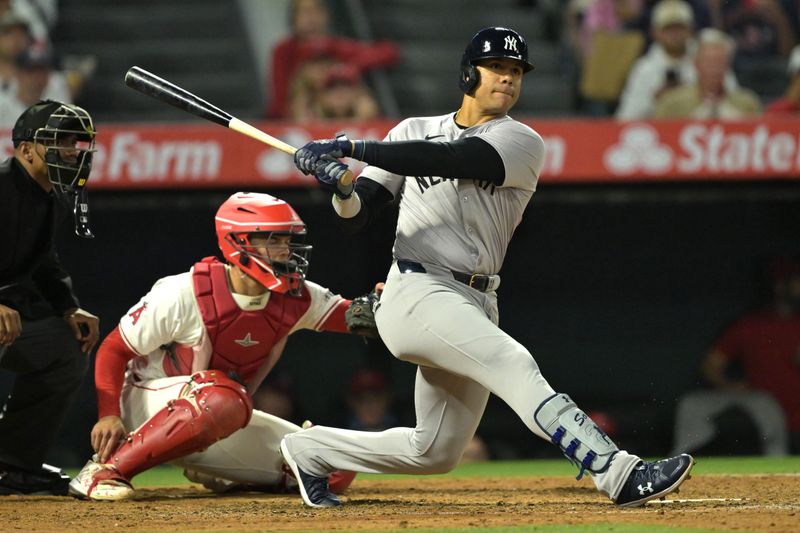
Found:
[164,257,311,383]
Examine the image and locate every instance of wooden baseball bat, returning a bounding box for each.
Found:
[123,66,353,185]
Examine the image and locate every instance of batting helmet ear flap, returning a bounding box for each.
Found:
[459,61,479,94]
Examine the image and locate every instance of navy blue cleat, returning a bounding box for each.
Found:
[615,454,695,507]
[279,439,341,508]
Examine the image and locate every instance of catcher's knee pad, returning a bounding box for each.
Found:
[111,371,253,478]
[534,393,618,480]
[184,370,254,434]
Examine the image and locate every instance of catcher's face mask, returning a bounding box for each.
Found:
[228,229,312,296]
[33,103,97,238]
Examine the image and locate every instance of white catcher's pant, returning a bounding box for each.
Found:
[121,376,298,485]
[284,261,641,499]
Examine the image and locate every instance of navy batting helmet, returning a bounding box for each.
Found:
[459,27,534,94]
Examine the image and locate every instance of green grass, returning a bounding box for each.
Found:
[77,455,799,487]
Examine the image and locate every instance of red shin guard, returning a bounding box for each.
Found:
[110,371,253,479]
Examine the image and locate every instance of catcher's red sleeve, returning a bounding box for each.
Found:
[95,325,138,419]
[318,299,351,333]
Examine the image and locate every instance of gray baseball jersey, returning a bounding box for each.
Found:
[361,113,545,274]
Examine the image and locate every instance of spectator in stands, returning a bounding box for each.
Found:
[315,64,379,120]
[267,0,399,119]
[345,369,399,432]
[566,0,647,115]
[765,44,800,113]
[0,0,48,45]
[0,44,70,127]
[672,257,800,456]
[708,0,796,58]
[654,28,761,118]
[292,62,379,121]
[0,10,31,93]
[630,0,713,37]
[566,0,644,62]
[0,7,93,106]
[616,0,741,119]
[287,52,334,121]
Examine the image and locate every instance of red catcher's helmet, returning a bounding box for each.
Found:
[215,192,311,295]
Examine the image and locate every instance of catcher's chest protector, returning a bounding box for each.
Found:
[174,257,311,382]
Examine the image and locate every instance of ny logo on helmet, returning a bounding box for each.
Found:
[504,36,519,53]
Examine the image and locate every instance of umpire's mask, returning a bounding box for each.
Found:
[14,100,97,238]
[33,102,96,195]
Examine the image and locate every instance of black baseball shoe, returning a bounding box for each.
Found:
[615,454,695,508]
[0,463,70,496]
[279,439,341,508]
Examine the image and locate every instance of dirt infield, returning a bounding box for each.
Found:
[2,474,797,533]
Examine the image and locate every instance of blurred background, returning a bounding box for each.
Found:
[1,0,799,468]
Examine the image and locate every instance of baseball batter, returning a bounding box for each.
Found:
[68,193,362,500]
[280,27,695,508]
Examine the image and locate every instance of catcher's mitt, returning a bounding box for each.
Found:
[345,289,380,338]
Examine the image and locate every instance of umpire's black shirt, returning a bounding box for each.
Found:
[0,156,79,320]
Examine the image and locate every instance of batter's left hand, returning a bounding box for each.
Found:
[294,133,356,175]
[315,157,354,199]
[64,307,100,354]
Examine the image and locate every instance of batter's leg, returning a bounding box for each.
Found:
[383,269,642,498]
[283,365,490,476]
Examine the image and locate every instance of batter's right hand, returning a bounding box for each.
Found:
[0,303,21,346]
[92,415,127,462]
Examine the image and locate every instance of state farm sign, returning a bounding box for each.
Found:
[94,132,222,183]
[2,117,797,188]
[603,122,800,179]
[603,122,800,178]
[677,124,799,174]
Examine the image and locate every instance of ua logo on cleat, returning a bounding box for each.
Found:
[637,482,654,495]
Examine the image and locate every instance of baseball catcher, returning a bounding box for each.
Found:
[68,192,375,500]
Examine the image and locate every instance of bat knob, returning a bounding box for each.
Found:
[340,169,354,187]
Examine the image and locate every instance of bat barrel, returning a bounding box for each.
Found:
[124,66,233,127]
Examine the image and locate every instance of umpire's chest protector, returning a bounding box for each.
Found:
[186,257,310,381]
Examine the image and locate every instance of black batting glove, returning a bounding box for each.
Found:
[314,156,354,199]
[293,132,366,175]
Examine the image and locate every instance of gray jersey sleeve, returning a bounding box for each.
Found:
[476,120,544,191]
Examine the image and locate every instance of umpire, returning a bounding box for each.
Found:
[0,100,99,495]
